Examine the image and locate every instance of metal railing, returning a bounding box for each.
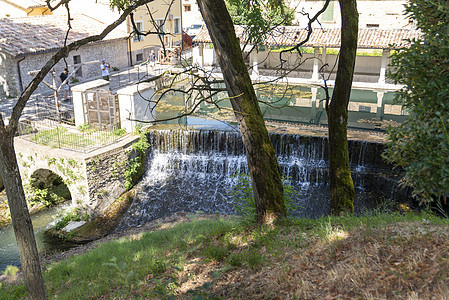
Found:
[16,118,128,153]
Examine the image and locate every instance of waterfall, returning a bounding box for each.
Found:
[116,130,407,230]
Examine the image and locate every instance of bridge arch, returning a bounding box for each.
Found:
[28,168,72,206]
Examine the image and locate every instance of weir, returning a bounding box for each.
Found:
[117,130,410,230]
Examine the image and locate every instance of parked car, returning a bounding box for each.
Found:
[187,24,203,40]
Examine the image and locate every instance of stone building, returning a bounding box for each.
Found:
[0,14,129,98]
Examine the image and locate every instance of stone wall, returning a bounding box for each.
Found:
[84,137,139,215]
[14,135,140,217]
[2,39,128,97]
[15,141,89,210]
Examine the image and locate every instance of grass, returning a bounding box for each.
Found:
[2,211,449,299]
[31,128,126,150]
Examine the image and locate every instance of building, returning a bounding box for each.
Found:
[0,0,184,67]
[288,0,412,29]
[127,0,183,65]
[181,0,203,30]
[0,14,129,98]
[0,0,51,18]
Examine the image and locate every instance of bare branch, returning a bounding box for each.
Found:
[6,0,156,135]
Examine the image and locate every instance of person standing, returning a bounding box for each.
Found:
[59,68,70,101]
[148,50,156,71]
[101,59,110,81]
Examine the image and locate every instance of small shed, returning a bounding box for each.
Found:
[192,25,422,84]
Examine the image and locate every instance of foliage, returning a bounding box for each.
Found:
[124,133,150,190]
[226,0,294,45]
[228,173,300,222]
[2,265,19,277]
[112,128,126,136]
[77,124,91,132]
[12,210,449,298]
[28,178,71,208]
[384,0,449,204]
[54,207,87,230]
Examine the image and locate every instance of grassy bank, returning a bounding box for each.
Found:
[2,211,449,299]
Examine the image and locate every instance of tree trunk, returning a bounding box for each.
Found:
[197,0,286,223]
[326,0,358,215]
[0,3,154,297]
[0,129,47,300]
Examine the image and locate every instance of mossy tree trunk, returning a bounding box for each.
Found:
[197,0,286,224]
[0,2,155,298]
[326,0,358,215]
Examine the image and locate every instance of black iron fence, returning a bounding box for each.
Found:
[16,117,127,153]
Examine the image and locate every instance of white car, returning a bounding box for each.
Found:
[187,24,203,39]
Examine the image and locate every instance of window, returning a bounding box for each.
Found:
[73,55,82,77]
[136,53,143,62]
[133,21,144,42]
[174,18,181,34]
[184,4,191,12]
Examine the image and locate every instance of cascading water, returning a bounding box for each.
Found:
[117,130,408,230]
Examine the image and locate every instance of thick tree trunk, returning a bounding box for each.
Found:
[0,130,46,299]
[0,3,154,298]
[197,0,286,223]
[326,0,358,215]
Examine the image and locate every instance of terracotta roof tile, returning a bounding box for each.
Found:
[0,14,128,57]
[193,25,422,49]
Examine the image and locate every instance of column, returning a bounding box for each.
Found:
[378,49,390,84]
[322,46,327,72]
[312,47,320,81]
[376,91,385,119]
[252,49,259,77]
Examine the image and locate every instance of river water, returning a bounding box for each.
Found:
[0,197,71,271]
[116,130,409,230]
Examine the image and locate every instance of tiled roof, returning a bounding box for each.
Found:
[0,14,128,57]
[193,25,422,49]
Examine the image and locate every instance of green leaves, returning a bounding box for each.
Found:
[225,0,294,45]
[385,0,449,205]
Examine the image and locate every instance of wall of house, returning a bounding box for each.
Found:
[181,0,203,30]
[127,0,182,65]
[288,0,411,30]
[15,39,128,96]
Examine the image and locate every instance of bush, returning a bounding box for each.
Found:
[384,0,449,205]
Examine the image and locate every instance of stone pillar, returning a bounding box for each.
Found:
[378,49,390,84]
[71,79,109,127]
[312,47,320,81]
[311,87,318,122]
[251,49,259,77]
[117,82,156,133]
[376,91,385,119]
[322,46,327,72]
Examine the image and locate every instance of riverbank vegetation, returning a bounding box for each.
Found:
[2,209,449,299]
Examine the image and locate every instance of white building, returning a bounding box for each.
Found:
[181,0,203,31]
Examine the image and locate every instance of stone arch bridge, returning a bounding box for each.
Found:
[12,135,139,215]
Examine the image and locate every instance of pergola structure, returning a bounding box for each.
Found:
[192,25,422,118]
